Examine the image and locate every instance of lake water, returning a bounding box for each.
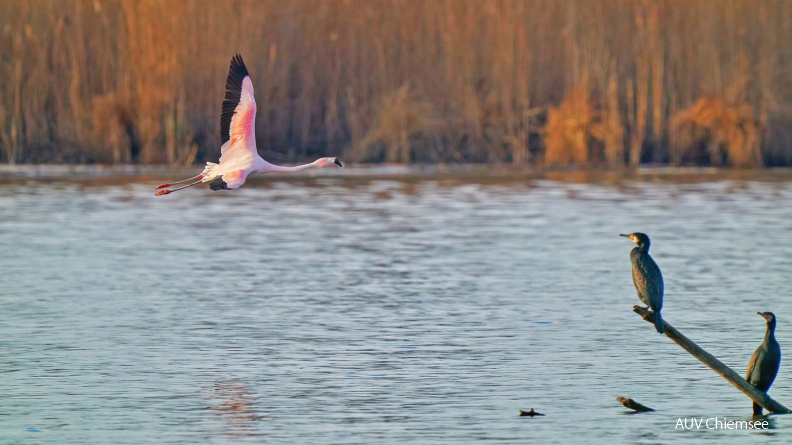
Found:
[2,167,792,444]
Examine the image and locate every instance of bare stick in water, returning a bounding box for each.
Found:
[616,396,655,412]
[633,305,791,414]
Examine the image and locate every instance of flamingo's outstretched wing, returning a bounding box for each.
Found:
[219,54,257,163]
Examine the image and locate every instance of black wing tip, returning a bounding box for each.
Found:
[229,54,249,79]
[220,54,251,145]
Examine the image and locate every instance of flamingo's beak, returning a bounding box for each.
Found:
[334,158,343,167]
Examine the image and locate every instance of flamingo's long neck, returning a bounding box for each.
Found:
[259,160,318,173]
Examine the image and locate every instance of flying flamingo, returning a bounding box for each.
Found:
[155,54,342,196]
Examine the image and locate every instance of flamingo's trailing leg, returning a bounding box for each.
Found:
[155,179,204,196]
[155,175,202,190]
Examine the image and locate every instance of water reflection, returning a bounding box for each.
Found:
[752,415,777,430]
[210,379,260,437]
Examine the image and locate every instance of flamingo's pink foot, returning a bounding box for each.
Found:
[155,183,171,189]
[155,190,172,196]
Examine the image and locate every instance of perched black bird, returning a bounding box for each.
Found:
[746,312,781,415]
[621,232,664,334]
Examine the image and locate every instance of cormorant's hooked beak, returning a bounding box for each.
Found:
[334,158,343,167]
[758,312,774,321]
[619,234,630,238]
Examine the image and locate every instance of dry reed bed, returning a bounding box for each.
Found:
[1,0,791,166]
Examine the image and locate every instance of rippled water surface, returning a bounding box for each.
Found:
[2,169,792,444]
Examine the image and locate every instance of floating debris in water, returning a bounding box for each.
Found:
[616,396,655,413]
[519,408,545,417]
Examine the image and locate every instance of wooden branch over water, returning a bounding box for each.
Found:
[633,305,791,414]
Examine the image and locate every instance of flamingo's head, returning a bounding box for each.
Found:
[318,157,343,168]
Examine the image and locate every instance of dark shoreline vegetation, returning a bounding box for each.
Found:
[2,0,792,167]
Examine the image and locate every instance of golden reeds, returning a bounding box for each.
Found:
[0,0,791,166]
[544,87,593,166]
[351,84,436,163]
[670,97,762,168]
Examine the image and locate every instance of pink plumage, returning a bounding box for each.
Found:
[155,54,342,196]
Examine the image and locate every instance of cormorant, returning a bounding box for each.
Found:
[746,312,781,415]
[621,232,664,334]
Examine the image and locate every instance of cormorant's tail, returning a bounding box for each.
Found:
[753,402,763,415]
[653,310,665,334]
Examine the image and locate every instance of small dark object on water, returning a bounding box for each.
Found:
[746,312,781,415]
[621,232,665,334]
[519,408,544,417]
[617,396,655,412]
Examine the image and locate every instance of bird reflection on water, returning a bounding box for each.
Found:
[210,379,261,437]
